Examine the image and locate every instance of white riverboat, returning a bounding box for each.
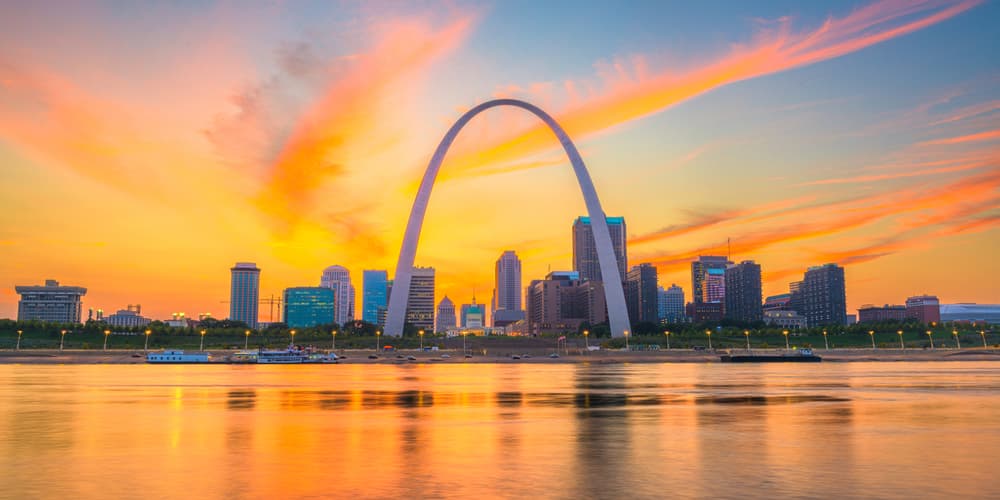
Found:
[256,347,338,364]
[146,350,210,363]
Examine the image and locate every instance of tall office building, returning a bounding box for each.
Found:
[791,263,847,327]
[625,263,659,324]
[690,256,731,322]
[230,263,260,328]
[362,270,388,325]
[283,287,336,328]
[658,284,686,322]
[492,250,524,327]
[16,279,87,323]
[525,271,606,334]
[405,267,435,332]
[321,265,355,325]
[572,216,627,283]
[691,256,731,304]
[724,260,763,323]
[436,296,456,333]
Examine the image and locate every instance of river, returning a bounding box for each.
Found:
[1,362,998,499]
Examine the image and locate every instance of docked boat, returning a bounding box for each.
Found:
[146,350,211,363]
[257,347,337,364]
[720,347,822,363]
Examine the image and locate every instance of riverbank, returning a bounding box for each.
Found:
[1,348,999,364]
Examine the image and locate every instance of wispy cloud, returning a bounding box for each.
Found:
[917,128,1000,146]
[439,0,981,180]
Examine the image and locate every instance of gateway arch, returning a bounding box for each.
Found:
[384,98,631,338]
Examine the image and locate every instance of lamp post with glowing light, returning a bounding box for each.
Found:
[783,330,789,350]
[664,331,671,350]
[980,330,987,348]
[624,330,630,351]
[290,329,296,346]
[584,330,589,350]
[868,330,876,350]
[16,330,22,351]
[953,329,961,349]
[242,330,249,350]
[199,330,206,351]
[376,330,381,352]
[926,330,934,349]
[419,330,425,350]
[60,329,67,351]
[103,329,110,351]
[331,330,337,350]
[822,330,829,350]
[744,330,750,351]
[145,329,152,353]
[706,330,712,350]
[897,330,904,350]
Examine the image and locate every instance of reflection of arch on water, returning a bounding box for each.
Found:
[384,99,631,337]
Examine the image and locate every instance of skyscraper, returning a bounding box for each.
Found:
[658,284,686,322]
[283,287,335,328]
[572,216,627,283]
[362,270,388,325]
[321,265,355,325]
[525,271,606,334]
[491,250,524,327]
[230,263,260,328]
[724,260,763,323]
[793,263,847,327]
[16,279,87,323]
[625,263,659,324]
[405,267,435,332]
[691,256,731,304]
[436,296,456,333]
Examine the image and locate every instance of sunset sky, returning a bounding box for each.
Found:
[1,0,997,322]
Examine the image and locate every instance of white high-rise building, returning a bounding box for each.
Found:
[321,265,355,325]
[491,250,524,327]
[658,284,686,322]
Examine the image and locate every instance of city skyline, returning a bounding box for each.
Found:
[1,1,998,321]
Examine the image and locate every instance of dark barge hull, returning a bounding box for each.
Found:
[720,355,822,363]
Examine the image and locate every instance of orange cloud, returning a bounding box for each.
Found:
[439,0,981,179]
[917,128,1000,146]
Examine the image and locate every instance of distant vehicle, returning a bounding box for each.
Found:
[693,346,707,351]
[549,353,560,358]
[407,355,417,361]
[396,354,405,359]
[131,353,143,358]
[368,354,379,359]
[464,354,472,358]
[441,354,451,358]
[522,354,531,358]
[511,355,521,360]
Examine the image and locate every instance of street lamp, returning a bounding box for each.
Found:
[981,330,987,349]
[290,329,297,346]
[783,330,789,350]
[744,330,750,351]
[706,330,713,350]
[332,330,337,350]
[199,329,206,351]
[103,329,110,351]
[926,330,935,349]
[462,331,467,354]
[953,329,961,349]
[244,330,250,350]
[822,330,829,350]
[664,331,671,350]
[584,330,590,350]
[897,330,904,350]
[624,330,630,351]
[376,330,381,352]
[16,330,22,351]
[868,330,876,350]
[419,329,425,350]
[60,329,67,351]
[144,329,152,353]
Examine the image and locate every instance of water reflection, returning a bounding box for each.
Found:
[0,362,997,500]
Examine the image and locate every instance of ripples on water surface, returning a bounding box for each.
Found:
[1,362,998,499]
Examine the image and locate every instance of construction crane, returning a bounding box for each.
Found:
[218,294,284,322]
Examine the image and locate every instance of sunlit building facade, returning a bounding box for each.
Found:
[230,263,260,328]
[16,279,87,323]
[283,287,336,328]
[572,216,627,283]
[405,267,435,331]
[321,265,355,325]
[362,270,388,325]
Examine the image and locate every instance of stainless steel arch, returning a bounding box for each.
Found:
[384,99,631,338]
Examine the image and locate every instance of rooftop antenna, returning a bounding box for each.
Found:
[727,237,732,262]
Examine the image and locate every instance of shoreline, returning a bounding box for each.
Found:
[1,348,999,364]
